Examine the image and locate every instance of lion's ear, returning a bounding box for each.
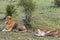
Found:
[8,17,12,20]
[7,16,12,20]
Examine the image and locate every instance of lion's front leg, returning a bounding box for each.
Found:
[2,28,12,32]
[2,29,8,31]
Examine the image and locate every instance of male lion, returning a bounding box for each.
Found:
[2,16,27,32]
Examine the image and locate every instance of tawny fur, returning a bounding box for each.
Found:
[36,29,60,37]
[2,16,27,32]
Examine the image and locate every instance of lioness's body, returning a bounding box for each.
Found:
[35,29,60,37]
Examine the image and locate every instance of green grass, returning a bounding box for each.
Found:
[0,0,60,40]
[0,32,60,40]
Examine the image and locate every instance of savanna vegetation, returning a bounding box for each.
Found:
[0,0,60,40]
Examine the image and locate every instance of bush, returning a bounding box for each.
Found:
[54,0,60,6]
[18,0,35,29]
[6,4,16,16]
